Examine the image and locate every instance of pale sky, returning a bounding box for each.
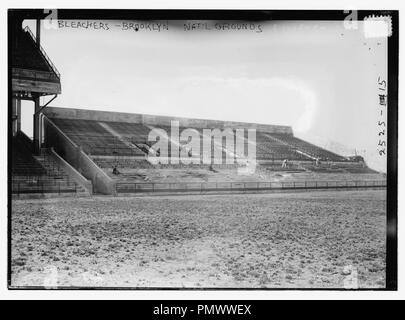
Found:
[21,19,388,172]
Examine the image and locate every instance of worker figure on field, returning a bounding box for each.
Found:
[282,159,288,168]
[315,158,320,167]
[112,166,120,175]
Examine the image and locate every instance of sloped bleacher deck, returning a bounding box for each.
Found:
[267,133,347,161]
[50,118,146,156]
[50,117,349,164]
[12,136,85,197]
[42,114,384,196]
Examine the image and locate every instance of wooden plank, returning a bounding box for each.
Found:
[12,68,60,83]
[12,78,61,94]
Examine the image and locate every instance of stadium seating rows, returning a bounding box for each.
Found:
[106,121,151,143]
[267,133,347,161]
[49,117,349,163]
[50,118,145,156]
[255,132,308,161]
[93,158,154,169]
[12,136,84,195]
[12,145,47,176]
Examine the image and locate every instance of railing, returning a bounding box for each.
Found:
[116,179,387,194]
[12,180,77,197]
[23,26,61,79]
[39,149,65,174]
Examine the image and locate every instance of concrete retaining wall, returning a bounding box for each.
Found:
[49,148,93,195]
[43,116,116,195]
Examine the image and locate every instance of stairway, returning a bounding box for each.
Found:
[12,135,89,198]
[33,152,89,195]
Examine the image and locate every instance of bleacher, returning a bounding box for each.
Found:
[255,132,309,161]
[106,121,151,144]
[93,157,154,169]
[48,116,366,177]
[50,118,145,156]
[39,111,388,195]
[12,135,85,196]
[146,124,205,158]
[12,143,47,176]
[267,133,347,161]
[51,117,351,164]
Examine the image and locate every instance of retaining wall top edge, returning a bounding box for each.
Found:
[42,106,293,134]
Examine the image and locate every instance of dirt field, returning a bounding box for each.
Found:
[10,190,386,288]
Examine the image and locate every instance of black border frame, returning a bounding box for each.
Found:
[7,9,399,291]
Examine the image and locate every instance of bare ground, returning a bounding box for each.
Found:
[10,190,386,289]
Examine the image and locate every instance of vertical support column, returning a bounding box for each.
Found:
[11,96,17,136]
[33,97,41,154]
[34,19,42,150]
[16,98,21,132]
[36,19,41,46]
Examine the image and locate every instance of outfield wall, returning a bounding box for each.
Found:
[116,180,387,196]
[43,107,293,134]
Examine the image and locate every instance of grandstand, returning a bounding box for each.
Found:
[12,132,89,198]
[12,103,384,198]
[32,107,384,196]
[9,12,384,198]
[10,14,84,198]
[45,112,357,164]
